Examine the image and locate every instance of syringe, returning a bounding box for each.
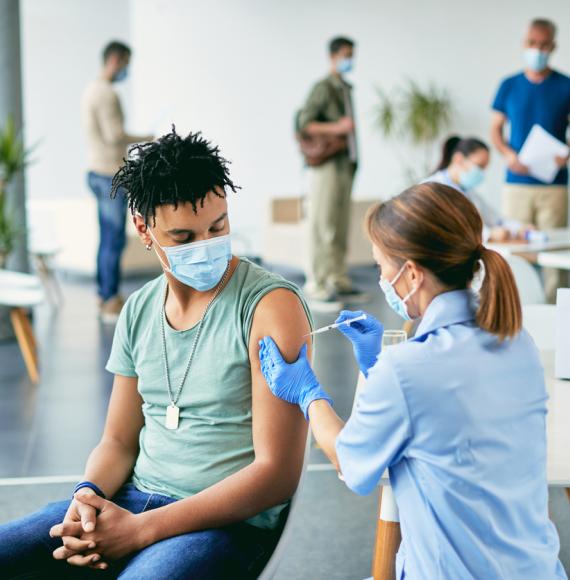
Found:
[304,313,367,337]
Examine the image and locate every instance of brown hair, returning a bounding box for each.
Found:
[366,183,522,340]
[530,18,556,39]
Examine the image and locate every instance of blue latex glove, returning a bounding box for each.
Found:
[335,310,384,377]
[259,336,333,420]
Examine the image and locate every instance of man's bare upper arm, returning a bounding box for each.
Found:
[248,289,310,488]
[102,374,144,453]
[490,111,506,138]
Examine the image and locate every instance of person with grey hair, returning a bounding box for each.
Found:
[490,18,570,302]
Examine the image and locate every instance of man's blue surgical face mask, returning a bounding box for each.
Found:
[524,48,550,72]
[113,67,129,83]
[378,263,417,321]
[149,232,232,291]
[459,164,485,191]
[336,57,353,74]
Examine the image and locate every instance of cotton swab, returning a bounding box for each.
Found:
[304,313,367,337]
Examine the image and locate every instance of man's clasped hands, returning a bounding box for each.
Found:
[49,489,146,571]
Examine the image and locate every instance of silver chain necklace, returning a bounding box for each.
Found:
[160,262,232,430]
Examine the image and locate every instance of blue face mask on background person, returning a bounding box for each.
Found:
[379,263,417,321]
[149,232,232,291]
[459,165,485,191]
[524,48,550,72]
[336,57,353,74]
[113,67,129,83]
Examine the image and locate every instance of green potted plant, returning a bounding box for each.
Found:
[375,80,453,184]
[0,116,29,268]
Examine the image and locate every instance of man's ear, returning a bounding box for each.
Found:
[133,214,152,247]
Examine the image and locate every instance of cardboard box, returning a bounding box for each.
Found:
[271,197,305,223]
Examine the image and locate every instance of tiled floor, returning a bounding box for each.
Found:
[0,264,568,578]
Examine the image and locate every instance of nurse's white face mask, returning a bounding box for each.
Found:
[379,263,418,321]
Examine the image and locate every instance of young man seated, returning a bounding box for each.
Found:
[0,128,312,579]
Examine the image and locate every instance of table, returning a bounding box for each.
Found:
[372,349,570,580]
[487,228,570,262]
[537,250,570,272]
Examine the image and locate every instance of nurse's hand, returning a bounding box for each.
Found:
[335,310,383,377]
[259,337,333,420]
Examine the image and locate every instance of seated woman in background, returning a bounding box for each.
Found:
[425,136,534,243]
[0,128,311,579]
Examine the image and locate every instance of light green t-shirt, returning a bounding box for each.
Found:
[106,258,312,530]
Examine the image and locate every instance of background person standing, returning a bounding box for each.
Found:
[490,18,570,302]
[81,41,153,323]
[297,36,365,309]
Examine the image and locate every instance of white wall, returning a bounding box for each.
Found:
[21,0,570,256]
[21,0,130,203]
[129,0,570,251]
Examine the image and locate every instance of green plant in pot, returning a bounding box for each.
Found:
[0,117,29,268]
[375,80,453,184]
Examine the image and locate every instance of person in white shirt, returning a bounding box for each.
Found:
[424,136,533,243]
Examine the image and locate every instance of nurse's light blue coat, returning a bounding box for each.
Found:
[336,290,566,579]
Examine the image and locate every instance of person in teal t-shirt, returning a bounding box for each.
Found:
[0,128,313,578]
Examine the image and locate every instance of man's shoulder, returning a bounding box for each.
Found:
[123,275,165,318]
[498,71,525,89]
[550,69,570,87]
[83,78,117,103]
[236,259,309,316]
[309,75,338,94]
[237,258,300,294]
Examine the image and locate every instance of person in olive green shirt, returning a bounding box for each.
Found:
[298,36,367,308]
[0,128,311,578]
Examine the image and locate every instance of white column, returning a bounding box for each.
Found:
[0,0,29,339]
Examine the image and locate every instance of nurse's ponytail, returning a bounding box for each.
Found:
[477,246,522,340]
[366,182,522,341]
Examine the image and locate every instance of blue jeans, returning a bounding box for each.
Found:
[0,484,279,579]
[87,172,128,301]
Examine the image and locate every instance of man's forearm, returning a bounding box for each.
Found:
[137,460,298,547]
[81,439,138,498]
[490,124,513,158]
[303,121,340,137]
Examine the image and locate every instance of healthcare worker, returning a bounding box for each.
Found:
[425,135,534,243]
[259,182,566,579]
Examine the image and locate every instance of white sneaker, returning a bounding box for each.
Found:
[99,295,124,324]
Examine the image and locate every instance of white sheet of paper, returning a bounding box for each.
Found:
[518,124,569,184]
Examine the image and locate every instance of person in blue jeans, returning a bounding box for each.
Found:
[82,40,153,323]
[88,172,128,317]
[0,484,278,579]
[0,129,311,578]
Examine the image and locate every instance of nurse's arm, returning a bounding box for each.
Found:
[135,288,310,547]
[307,399,345,472]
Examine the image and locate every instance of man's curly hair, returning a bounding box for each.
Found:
[111,126,240,225]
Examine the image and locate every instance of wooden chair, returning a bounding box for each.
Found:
[0,270,44,383]
[360,323,414,579]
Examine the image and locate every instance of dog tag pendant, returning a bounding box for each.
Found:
[165,404,180,430]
